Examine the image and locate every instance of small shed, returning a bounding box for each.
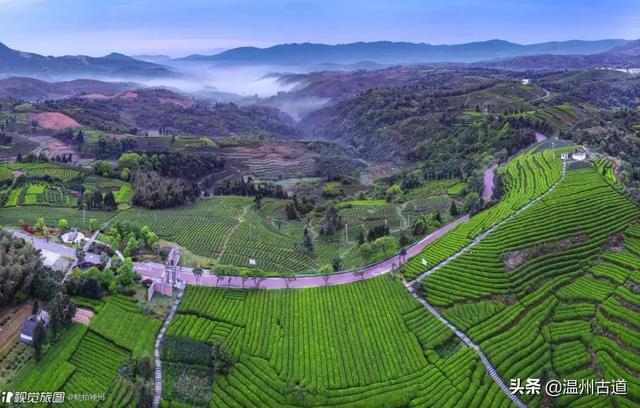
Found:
[521,79,530,85]
[61,230,85,244]
[572,151,587,161]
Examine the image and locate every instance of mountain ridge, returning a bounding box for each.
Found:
[0,42,175,80]
[176,39,630,65]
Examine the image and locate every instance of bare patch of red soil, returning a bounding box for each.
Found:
[72,308,95,325]
[116,91,138,100]
[30,112,80,130]
[503,234,588,271]
[159,97,195,108]
[79,92,110,100]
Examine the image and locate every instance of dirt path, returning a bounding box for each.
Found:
[216,203,251,261]
[0,304,32,356]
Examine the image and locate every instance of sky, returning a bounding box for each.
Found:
[0,0,639,57]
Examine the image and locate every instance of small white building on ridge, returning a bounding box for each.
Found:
[572,151,587,161]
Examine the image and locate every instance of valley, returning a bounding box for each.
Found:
[0,23,639,408]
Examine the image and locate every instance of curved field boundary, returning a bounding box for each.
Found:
[409,159,567,285]
[404,282,527,408]
[401,159,568,408]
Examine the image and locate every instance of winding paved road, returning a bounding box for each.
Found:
[136,215,470,289]
[411,159,566,285]
[482,164,498,201]
[483,133,547,202]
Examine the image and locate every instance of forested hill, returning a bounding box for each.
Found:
[38,88,299,139]
[297,72,558,175]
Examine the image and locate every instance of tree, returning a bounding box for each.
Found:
[374,236,396,257]
[92,160,113,177]
[124,235,139,257]
[32,321,47,361]
[115,258,139,294]
[280,270,296,288]
[411,219,426,236]
[49,293,64,341]
[35,217,47,233]
[285,202,298,220]
[89,218,98,231]
[332,257,342,272]
[213,265,239,287]
[104,191,117,209]
[58,219,69,231]
[251,268,266,288]
[211,340,233,375]
[303,228,314,253]
[240,269,249,288]
[357,231,365,245]
[464,192,483,215]
[318,264,332,285]
[193,267,203,285]
[399,248,408,265]
[449,200,459,217]
[385,184,402,201]
[75,245,86,263]
[323,205,342,235]
[359,243,373,263]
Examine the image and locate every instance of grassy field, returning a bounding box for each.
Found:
[161,276,509,407]
[421,166,640,406]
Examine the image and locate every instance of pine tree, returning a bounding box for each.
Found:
[32,321,47,361]
[449,200,458,217]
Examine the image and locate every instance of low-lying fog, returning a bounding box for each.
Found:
[135,61,332,120]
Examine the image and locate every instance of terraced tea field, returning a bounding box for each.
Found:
[113,196,251,259]
[0,206,115,229]
[419,166,640,407]
[9,296,161,406]
[162,276,511,407]
[404,148,565,279]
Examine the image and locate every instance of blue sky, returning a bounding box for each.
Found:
[0,0,639,57]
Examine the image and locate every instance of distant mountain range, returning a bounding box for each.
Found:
[475,40,640,70]
[0,38,638,87]
[0,77,139,101]
[177,39,630,65]
[0,42,174,80]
